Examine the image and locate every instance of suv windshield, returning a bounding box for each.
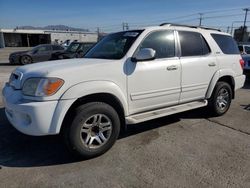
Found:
[66,43,80,53]
[85,30,143,60]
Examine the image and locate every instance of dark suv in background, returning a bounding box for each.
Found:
[52,42,95,60]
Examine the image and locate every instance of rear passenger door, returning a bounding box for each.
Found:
[178,31,218,103]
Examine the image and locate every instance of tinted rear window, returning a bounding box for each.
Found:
[211,34,239,54]
[179,31,211,57]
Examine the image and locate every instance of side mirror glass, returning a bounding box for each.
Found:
[133,48,156,62]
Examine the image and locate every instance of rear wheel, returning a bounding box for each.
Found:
[208,82,232,116]
[20,55,32,65]
[64,102,120,159]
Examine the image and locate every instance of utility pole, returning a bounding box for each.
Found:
[242,8,249,41]
[243,8,249,29]
[198,13,203,26]
[97,27,100,41]
[122,23,125,31]
[125,23,129,30]
[122,23,129,31]
[226,26,230,33]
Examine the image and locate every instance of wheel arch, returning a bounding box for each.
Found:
[60,92,126,134]
[49,81,128,135]
[206,69,235,99]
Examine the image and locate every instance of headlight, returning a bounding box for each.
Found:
[22,78,64,97]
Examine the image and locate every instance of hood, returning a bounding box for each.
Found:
[16,58,114,80]
[10,57,124,101]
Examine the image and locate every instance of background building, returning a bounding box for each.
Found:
[0,29,98,48]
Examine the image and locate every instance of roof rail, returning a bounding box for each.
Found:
[159,23,221,32]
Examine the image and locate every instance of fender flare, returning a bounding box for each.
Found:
[61,81,128,111]
[50,80,128,134]
[206,69,235,99]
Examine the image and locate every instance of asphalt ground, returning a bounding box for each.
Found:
[0,62,250,188]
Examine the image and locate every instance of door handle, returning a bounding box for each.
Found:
[167,65,178,71]
[208,62,216,67]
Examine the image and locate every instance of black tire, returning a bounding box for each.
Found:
[208,81,232,116]
[20,55,32,65]
[64,102,120,159]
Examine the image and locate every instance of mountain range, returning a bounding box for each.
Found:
[16,25,89,32]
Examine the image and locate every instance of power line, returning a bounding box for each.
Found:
[203,13,244,19]
[92,6,250,32]
[199,6,250,14]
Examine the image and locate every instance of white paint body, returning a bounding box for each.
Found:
[2,26,246,136]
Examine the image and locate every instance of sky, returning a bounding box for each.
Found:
[0,0,250,32]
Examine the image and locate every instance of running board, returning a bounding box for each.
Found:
[126,100,208,124]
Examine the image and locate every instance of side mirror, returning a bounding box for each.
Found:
[132,48,156,62]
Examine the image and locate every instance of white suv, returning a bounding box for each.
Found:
[2,24,246,158]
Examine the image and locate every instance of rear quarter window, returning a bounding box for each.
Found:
[211,34,239,54]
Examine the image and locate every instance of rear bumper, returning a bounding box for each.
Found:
[234,74,246,90]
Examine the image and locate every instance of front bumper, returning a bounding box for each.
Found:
[2,84,59,136]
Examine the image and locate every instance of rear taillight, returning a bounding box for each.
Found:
[239,59,245,69]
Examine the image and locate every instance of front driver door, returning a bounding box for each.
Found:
[127,30,181,114]
[32,45,52,62]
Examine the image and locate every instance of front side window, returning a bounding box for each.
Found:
[138,30,175,59]
[85,30,143,60]
[211,34,239,54]
[32,45,51,52]
[179,31,211,57]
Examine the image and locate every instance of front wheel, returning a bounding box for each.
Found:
[20,55,32,65]
[64,102,120,159]
[208,82,232,116]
